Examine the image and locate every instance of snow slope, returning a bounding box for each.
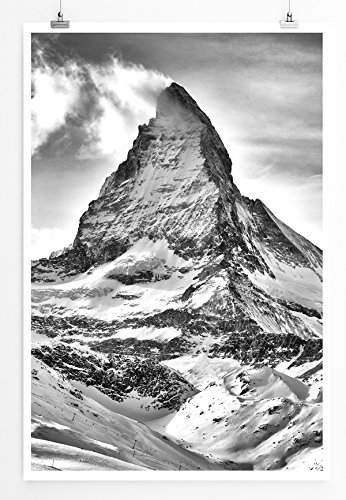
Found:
[149,354,323,470]
[32,237,200,322]
[31,356,233,471]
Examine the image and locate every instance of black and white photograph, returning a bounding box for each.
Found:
[29,31,323,474]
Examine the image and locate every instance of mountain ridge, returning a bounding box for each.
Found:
[31,81,322,349]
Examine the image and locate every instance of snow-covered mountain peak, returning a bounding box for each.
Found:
[32,82,322,345]
[156,82,212,129]
[98,81,233,201]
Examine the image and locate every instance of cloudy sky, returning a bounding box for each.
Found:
[31,33,322,259]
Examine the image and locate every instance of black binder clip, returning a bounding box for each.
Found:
[51,2,70,28]
[280,1,299,28]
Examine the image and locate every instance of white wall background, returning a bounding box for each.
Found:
[1,1,345,499]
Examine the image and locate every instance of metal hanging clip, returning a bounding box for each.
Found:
[280,0,299,28]
[51,1,70,28]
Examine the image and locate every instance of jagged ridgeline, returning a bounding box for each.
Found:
[31,82,322,364]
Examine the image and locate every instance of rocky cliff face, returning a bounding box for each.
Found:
[31,82,323,361]
[32,342,197,412]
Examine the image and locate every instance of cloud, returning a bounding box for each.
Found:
[31,38,171,160]
[31,225,74,260]
[76,60,171,160]
[31,67,81,155]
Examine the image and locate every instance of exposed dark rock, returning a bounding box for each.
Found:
[32,343,198,411]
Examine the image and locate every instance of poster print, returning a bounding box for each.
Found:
[27,29,323,476]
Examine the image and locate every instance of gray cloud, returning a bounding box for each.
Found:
[31,35,170,160]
